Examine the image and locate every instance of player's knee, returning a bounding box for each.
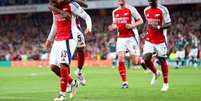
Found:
[77,47,84,52]
[60,63,69,68]
[50,65,60,72]
[158,57,166,63]
[118,53,125,62]
[143,53,152,62]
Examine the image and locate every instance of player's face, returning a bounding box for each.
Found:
[118,0,126,6]
[148,0,157,7]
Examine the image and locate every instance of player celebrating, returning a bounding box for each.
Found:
[45,0,92,100]
[143,0,171,92]
[47,0,88,86]
[108,0,144,88]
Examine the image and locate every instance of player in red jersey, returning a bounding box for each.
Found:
[143,0,171,92]
[108,0,144,88]
[46,0,87,87]
[45,0,92,100]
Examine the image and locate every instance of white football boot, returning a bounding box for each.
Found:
[150,71,161,85]
[161,83,169,92]
[54,94,65,101]
[69,80,79,99]
[75,71,86,86]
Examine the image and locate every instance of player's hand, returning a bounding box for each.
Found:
[61,12,71,19]
[148,24,160,30]
[84,28,92,34]
[45,40,52,49]
[125,24,134,29]
[108,24,117,31]
[140,33,146,39]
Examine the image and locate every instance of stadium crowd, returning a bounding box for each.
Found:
[0,4,200,62]
[0,0,47,6]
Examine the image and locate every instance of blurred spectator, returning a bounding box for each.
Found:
[0,0,48,6]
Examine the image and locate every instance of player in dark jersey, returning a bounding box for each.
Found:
[175,33,188,68]
[188,33,199,67]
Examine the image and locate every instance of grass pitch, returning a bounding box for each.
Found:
[0,66,201,101]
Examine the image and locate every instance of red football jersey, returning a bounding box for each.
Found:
[53,3,72,41]
[144,5,171,44]
[113,4,142,38]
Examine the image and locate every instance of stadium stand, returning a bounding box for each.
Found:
[0,4,200,62]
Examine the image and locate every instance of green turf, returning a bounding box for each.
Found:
[0,67,201,101]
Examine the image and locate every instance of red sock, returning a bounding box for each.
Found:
[60,67,69,92]
[77,50,85,70]
[118,61,127,82]
[145,60,157,74]
[161,61,168,83]
[67,67,73,84]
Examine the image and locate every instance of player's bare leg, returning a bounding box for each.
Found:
[51,65,61,77]
[75,47,86,86]
[118,51,128,89]
[143,53,161,85]
[158,57,169,92]
[131,55,148,71]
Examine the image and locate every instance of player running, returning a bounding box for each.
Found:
[108,0,145,88]
[143,0,171,92]
[45,0,92,100]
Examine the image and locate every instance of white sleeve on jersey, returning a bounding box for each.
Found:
[129,5,142,20]
[47,15,56,41]
[70,2,92,31]
[162,6,171,24]
[112,10,116,24]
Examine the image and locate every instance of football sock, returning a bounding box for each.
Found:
[77,49,85,72]
[60,66,69,92]
[67,67,73,84]
[118,61,127,82]
[161,60,168,83]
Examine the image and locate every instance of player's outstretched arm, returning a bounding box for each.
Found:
[71,2,92,34]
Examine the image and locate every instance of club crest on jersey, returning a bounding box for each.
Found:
[63,8,69,11]
[124,13,129,16]
[155,14,160,17]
